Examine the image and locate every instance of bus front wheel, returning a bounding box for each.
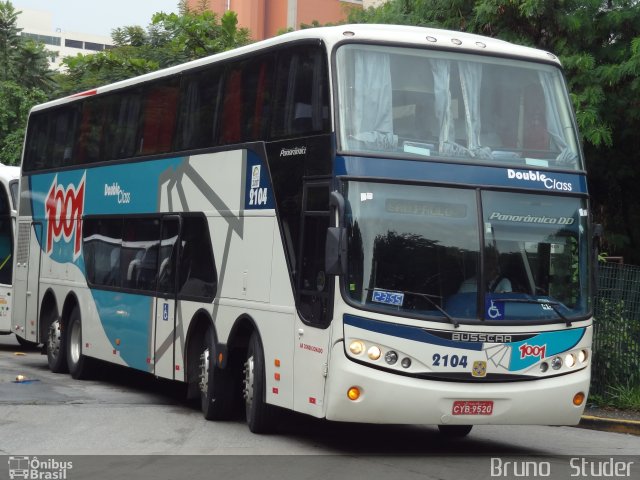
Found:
[244,331,276,434]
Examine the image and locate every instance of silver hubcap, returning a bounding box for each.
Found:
[199,348,210,395]
[243,355,255,410]
[69,319,81,365]
[47,320,61,360]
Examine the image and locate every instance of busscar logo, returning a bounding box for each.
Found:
[45,173,86,259]
[8,456,73,479]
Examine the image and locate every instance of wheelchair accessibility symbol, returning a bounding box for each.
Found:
[485,299,505,319]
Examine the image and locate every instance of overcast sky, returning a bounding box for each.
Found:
[13,0,179,37]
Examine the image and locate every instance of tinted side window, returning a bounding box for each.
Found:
[176,68,222,151]
[24,105,80,171]
[178,216,217,300]
[121,218,160,291]
[83,218,123,287]
[139,78,180,155]
[102,91,142,160]
[219,55,273,145]
[271,46,330,139]
[76,98,106,164]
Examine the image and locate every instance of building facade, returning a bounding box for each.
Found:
[188,0,363,40]
[16,8,112,70]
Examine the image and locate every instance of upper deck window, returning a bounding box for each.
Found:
[335,44,583,171]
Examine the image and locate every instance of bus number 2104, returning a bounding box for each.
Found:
[432,353,468,368]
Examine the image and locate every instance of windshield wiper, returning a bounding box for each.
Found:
[402,290,460,329]
[490,297,572,327]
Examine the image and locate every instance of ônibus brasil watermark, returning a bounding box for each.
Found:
[8,456,72,480]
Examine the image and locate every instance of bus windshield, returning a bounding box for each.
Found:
[335,44,582,171]
[343,181,590,324]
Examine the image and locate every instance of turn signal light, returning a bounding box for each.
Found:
[573,392,586,406]
[347,387,361,401]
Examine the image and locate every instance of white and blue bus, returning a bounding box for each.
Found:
[0,164,20,340]
[13,24,593,435]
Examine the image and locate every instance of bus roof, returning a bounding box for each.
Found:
[32,23,561,112]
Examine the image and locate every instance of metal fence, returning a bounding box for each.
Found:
[591,262,640,397]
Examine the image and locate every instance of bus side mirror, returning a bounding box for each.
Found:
[325,227,347,275]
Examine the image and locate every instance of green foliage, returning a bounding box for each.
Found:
[592,299,640,397]
[0,1,53,165]
[590,384,640,410]
[349,0,640,264]
[55,8,251,97]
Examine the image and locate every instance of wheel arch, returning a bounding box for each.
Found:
[38,289,59,344]
[184,308,215,399]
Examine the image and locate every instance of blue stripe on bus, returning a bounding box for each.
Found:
[91,289,153,372]
[334,156,588,194]
[343,314,483,351]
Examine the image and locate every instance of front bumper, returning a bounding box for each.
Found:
[324,341,590,425]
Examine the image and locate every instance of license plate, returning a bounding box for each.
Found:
[452,400,494,415]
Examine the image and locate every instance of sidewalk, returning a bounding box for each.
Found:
[578,406,640,436]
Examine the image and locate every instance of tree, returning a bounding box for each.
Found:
[350,0,640,264]
[55,7,251,97]
[0,1,52,165]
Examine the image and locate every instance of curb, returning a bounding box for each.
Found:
[578,415,640,436]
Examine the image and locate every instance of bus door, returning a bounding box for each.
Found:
[153,215,181,379]
[13,222,42,341]
[293,181,334,416]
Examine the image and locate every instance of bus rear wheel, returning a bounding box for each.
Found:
[46,316,68,373]
[199,327,235,420]
[437,425,473,437]
[243,331,276,434]
[66,306,93,380]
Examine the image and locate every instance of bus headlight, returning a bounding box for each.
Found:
[564,353,576,368]
[367,346,381,360]
[578,350,588,364]
[551,356,563,370]
[349,341,365,355]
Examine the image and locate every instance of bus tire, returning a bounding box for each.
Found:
[200,327,235,420]
[66,306,92,380]
[437,424,473,437]
[46,315,68,373]
[244,331,276,434]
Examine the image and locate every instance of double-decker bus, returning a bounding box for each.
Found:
[0,164,19,340]
[13,24,593,435]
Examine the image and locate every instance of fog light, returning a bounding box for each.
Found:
[385,350,398,365]
[551,356,562,370]
[540,362,549,373]
[367,346,381,360]
[349,340,365,355]
[401,357,412,368]
[578,350,588,364]
[347,387,361,401]
[565,353,576,368]
[573,392,586,406]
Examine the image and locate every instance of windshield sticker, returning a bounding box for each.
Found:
[489,211,575,225]
[372,289,404,307]
[485,299,505,320]
[360,192,373,202]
